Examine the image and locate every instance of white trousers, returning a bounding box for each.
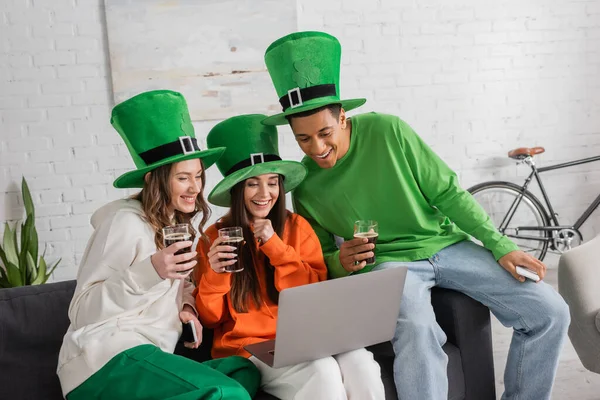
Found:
[249,348,384,400]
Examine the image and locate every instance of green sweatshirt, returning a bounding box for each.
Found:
[292,113,518,279]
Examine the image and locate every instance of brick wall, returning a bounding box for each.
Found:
[2,0,599,279]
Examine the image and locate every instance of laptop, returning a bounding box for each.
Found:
[244,266,407,368]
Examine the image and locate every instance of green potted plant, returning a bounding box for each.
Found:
[0,177,60,287]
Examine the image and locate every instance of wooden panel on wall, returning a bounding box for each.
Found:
[104,0,297,121]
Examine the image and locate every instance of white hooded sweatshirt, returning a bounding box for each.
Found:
[57,199,196,397]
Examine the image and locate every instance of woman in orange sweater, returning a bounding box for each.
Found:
[195,115,384,399]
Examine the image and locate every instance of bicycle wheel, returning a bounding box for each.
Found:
[467,181,551,261]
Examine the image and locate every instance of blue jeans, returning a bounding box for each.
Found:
[373,240,570,400]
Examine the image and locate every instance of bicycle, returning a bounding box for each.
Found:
[467,146,600,261]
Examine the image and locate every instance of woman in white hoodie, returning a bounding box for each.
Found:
[57,90,260,400]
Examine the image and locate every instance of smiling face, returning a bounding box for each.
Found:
[167,158,204,215]
[288,107,350,169]
[243,173,280,220]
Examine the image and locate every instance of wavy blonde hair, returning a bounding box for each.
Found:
[133,162,210,249]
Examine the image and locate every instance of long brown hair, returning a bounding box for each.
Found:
[133,161,211,249]
[220,175,287,313]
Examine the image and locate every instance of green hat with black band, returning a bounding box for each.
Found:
[111,90,225,189]
[262,31,366,126]
[206,114,307,207]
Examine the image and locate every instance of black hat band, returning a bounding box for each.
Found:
[139,136,200,165]
[226,153,282,176]
[279,84,337,111]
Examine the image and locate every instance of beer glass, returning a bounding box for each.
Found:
[218,226,244,273]
[162,223,195,273]
[353,220,378,265]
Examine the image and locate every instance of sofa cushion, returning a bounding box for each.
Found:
[0,280,75,400]
[367,341,465,400]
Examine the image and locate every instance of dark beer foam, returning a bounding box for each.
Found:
[353,232,378,238]
[222,237,244,243]
[164,233,192,241]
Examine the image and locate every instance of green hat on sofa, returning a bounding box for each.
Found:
[262,31,366,126]
[111,90,225,189]
[207,114,307,207]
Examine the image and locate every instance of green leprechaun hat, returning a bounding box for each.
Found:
[206,114,307,207]
[262,31,366,126]
[111,90,225,189]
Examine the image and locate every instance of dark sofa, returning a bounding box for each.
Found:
[0,280,496,399]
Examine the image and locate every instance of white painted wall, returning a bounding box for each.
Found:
[2,0,599,280]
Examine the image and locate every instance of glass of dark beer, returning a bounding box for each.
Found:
[218,226,244,273]
[353,220,378,265]
[162,223,195,274]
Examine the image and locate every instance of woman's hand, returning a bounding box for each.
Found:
[207,236,237,273]
[179,304,202,349]
[253,218,275,244]
[150,241,196,280]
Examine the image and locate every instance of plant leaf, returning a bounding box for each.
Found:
[22,177,34,219]
[14,224,22,285]
[0,271,9,288]
[21,216,37,284]
[13,223,19,255]
[45,258,61,282]
[0,243,9,270]
[3,223,19,266]
[20,219,27,251]
[26,251,37,283]
[6,262,23,287]
[29,219,38,268]
[19,221,30,284]
[0,265,8,287]
[32,256,47,285]
[0,232,14,288]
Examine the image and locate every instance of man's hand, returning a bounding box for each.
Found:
[339,237,375,273]
[498,250,546,282]
[253,219,275,244]
[179,305,202,349]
